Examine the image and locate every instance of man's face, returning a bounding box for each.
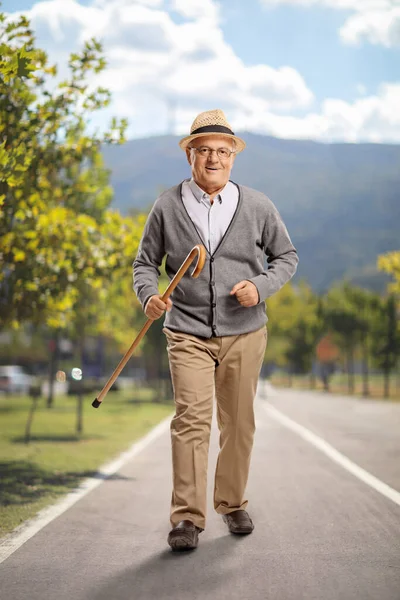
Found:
[186,135,236,193]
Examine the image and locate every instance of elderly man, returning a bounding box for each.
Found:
[133,109,298,552]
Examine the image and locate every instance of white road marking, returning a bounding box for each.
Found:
[0,414,173,564]
[262,401,400,507]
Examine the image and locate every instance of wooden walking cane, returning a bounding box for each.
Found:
[92,244,207,408]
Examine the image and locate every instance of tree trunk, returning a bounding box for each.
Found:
[383,369,390,399]
[309,372,316,389]
[287,370,292,387]
[321,364,330,392]
[47,329,60,408]
[361,333,370,397]
[76,335,84,435]
[25,390,40,444]
[347,348,354,394]
[322,374,328,391]
[77,392,83,434]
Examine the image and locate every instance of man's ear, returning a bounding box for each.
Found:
[186,147,192,166]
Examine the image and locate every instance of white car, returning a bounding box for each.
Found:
[0,365,34,395]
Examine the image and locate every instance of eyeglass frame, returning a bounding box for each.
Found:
[188,145,237,159]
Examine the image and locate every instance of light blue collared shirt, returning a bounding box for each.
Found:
[181,178,239,255]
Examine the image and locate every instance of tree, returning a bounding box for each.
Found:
[265,281,304,375]
[322,283,367,394]
[371,295,400,399]
[284,285,324,384]
[0,10,128,331]
[266,280,322,385]
[348,287,380,397]
[0,9,158,421]
[377,251,400,295]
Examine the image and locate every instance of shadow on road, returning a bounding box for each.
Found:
[91,535,245,600]
[0,461,135,507]
[11,434,104,443]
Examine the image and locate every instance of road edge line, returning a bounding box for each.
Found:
[262,401,400,507]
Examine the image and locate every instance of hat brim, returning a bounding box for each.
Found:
[179,132,246,153]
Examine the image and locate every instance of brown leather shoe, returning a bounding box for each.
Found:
[222,510,254,534]
[167,520,203,551]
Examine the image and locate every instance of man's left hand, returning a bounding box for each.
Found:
[230,281,259,307]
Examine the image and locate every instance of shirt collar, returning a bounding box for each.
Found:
[188,178,228,204]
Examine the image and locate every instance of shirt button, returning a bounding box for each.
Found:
[212,303,216,308]
[210,257,214,263]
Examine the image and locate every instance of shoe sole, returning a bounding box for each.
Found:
[169,541,197,551]
[227,528,253,534]
[167,533,199,551]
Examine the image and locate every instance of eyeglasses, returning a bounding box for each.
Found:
[189,146,236,159]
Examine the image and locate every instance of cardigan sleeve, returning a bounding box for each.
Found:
[132,202,165,310]
[248,198,299,303]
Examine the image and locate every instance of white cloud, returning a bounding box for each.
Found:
[6,0,400,142]
[340,6,400,46]
[170,0,220,21]
[235,83,400,143]
[6,0,314,138]
[260,1,397,7]
[260,0,400,47]
[93,0,165,6]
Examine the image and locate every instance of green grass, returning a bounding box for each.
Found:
[0,387,174,537]
[270,372,400,401]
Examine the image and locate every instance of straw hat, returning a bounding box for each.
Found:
[179,109,246,153]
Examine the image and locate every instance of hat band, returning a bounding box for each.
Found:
[191,125,235,136]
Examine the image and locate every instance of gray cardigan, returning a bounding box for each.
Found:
[133,180,299,338]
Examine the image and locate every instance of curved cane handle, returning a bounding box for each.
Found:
[92,244,207,408]
[190,244,207,278]
[160,244,206,303]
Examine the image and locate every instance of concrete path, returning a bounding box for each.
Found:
[1,383,399,600]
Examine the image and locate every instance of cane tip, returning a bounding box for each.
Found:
[92,398,101,408]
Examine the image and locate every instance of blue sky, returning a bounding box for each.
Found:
[3,0,400,142]
[221,2,399,102]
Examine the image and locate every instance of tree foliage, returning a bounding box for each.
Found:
[377,251,400,295]
[0,9,143,333]
[265,279,322,373]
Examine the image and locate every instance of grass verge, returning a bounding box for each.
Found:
[0,387,173,538]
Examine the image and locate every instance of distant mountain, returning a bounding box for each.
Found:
[102,133,400,293]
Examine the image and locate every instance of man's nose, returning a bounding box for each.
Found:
[207,150,219,162]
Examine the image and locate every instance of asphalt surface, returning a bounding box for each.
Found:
[1,383,399,600]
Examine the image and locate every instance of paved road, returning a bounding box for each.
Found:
[1,383,400,600]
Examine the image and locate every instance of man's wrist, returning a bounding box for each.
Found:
[144,295,155,312]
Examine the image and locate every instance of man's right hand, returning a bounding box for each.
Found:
[145,295,173,320]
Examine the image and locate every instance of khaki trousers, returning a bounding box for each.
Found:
[163,326,267,530]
